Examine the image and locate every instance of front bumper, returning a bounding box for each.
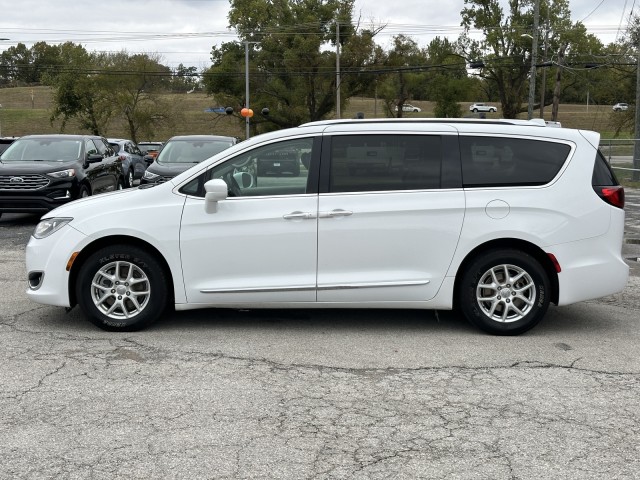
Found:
[25,224,88,307]
[0,181,78,213]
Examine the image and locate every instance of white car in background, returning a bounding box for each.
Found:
[394,104,422,113]
[469,103,498,113]
[612,103,628,112]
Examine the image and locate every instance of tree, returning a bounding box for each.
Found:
[424,37,479,117]
[377,35,427,117]
[459,0,584,119]
[99,52,174,141]
[46,43,112,135]
[203,0,377,133]
[172,64,200,93]
[46,47,173,140]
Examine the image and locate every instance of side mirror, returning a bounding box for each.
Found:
[143,155,154,165]
[204,178,228,213]
[86,153,103,164]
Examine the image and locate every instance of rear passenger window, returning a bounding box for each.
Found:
[460,136,571,187]
[329,135,442,193]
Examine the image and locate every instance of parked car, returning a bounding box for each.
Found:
[612,103,629,112]
[137,141,164,159]
[394,104,422,113]
[256,145,302,177]
[0,136,19,155]
[141,135,237,184]
[0,134,124,218]
[25,118,628,335]
[469,103,498,113]
[107,138,147,188]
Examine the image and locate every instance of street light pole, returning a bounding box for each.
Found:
[336,20,341,119]
[244,41,250,140]
[634,48,640,181]
[527,0,541,120]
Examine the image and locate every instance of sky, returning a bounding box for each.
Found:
[0,0,633,70]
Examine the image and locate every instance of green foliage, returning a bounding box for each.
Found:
[43,45,175,140]
[203,0,374,133]
[458,0,600,119]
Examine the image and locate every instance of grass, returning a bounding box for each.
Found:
[610,163,640,189]
[2,86,637,187]
[0,86,627,140]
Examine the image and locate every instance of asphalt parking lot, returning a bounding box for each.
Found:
[1,190,639,479]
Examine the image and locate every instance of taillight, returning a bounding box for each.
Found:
[594,185,625,209]
[118,155,127,162]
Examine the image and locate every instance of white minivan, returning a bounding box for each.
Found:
[25,119,628,335]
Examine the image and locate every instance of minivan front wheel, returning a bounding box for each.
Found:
[458,250,550,335]
[75,245,169,331]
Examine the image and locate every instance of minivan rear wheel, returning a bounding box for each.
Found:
[458,249,550,335]
[75,245,169,331]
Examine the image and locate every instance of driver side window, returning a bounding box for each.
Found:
[181,138,314,198]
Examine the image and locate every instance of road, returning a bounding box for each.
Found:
[1,192,639,479]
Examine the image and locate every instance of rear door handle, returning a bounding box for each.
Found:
[283,211,316,220]
[318,209,353,218]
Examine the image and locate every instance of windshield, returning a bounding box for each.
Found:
[1,138,82,162]
[156,139,233,164]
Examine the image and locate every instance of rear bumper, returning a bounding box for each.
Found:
[548,210,629,306]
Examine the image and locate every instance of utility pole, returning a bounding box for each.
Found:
[245,41,250,140]
[634,48,640,181]
[243,41,259,139]
[336,20,341,119]
[527,0,540,120]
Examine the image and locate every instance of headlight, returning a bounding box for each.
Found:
[48,169,76,179]
[33,217,73,239]
[143,170,159,181]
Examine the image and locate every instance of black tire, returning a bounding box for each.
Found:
[117,177,125,190]
[413,109,419,113]
[75,245,169,331]
[458,249,550,335]
[472,108,478,113]
[78,184,91,198]
[126,169,134,188]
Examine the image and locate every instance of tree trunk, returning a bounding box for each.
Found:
[551,44,567,122]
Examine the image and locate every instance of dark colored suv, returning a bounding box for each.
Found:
[0,134,124,217]
[141,135,237,184]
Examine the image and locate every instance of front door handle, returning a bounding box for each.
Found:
[283,211,316,220]
[318,209,353,218]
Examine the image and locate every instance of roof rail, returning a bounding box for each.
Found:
[527,118,562,127]
[300,118,549,128]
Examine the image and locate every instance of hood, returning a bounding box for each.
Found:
[0,160,77,174]
[147,161,197,178]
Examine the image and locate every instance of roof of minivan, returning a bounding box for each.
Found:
[299,118,552,128]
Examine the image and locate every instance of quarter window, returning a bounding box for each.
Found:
[459,136,571,187]
[328,135,442,193]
